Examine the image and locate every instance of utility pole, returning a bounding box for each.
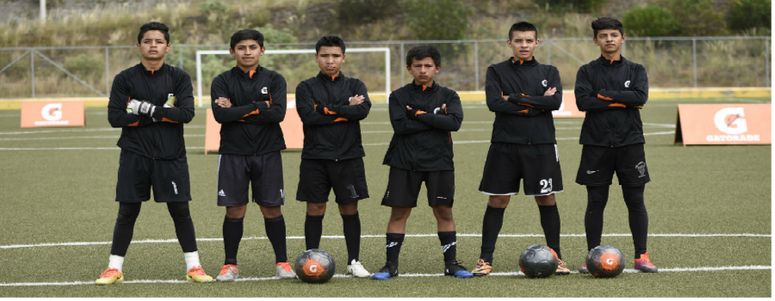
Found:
[40,0,46,22]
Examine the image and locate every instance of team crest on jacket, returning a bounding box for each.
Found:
[261,86,268,94]
[541,79,548,87]
[624,80,631,88]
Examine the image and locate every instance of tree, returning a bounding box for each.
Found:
[726,0,770,34]
[403,0,469,40]
[623,5,679,36]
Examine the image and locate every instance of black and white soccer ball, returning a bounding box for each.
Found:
[518,244,558,278]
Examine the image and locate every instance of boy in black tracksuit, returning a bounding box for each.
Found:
[371,45,473,280]
[97,21,213,285]
[574,17,657,273]
[211,29,295,281]
[472,21,570,276]
[295,36,372,278]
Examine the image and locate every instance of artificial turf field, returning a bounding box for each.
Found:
[0,97,770,297]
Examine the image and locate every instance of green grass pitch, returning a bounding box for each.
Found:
[0,97,770,297]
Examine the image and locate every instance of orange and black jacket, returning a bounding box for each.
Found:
[108,63,195,160]
[211,66,287,155]
[485,58,562,145]
[296,72,371,161]
[574,56,648,147]
[383,82,463,172]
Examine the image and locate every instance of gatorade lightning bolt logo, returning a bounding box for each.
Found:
[598,251,621,272]
[303,259,326,277]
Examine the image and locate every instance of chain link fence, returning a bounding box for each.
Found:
[0,36,769,99]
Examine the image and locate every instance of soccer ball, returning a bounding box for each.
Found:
[294,249,336,283]
[586,245,625,278]
[518,244,558,278]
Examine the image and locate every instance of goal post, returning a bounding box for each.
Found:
[195,47,391,108]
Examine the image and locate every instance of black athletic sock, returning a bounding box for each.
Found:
[538,204,562,259]
[265,215,288,263]
[584,186,610,251]
[480,206,505,263]
[438,231,457,264]
[304,214,324,250]
[167,202,198,253]
[385,233,405,272]
[623,185,649,258]
[110,202,141,256]
[341,213,361,263]
[223,216,244,265]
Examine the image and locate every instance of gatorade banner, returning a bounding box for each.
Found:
[20,101,85,128]
[552,93,584,118]
[674,104,771,145]
[204,97,304,154]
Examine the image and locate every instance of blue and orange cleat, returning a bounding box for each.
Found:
[445,261,474,278]
[633,252,658,273]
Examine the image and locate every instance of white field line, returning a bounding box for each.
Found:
[1,232,768,250]
[0,265,770,287]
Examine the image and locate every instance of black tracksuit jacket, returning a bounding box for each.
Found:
[296,72,371,161]
[211,66,287,155]
[107,63,195,160]
[484,58,562,145]
[383,82,463,172]
[574,56,648,147]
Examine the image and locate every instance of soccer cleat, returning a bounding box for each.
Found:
[555,258,571,275]
[444,261,474,279]
[216,264,239,282]
[275,262,297,279]
[633,252,658,273]
[186,266,214,283]
[95,268,124,285]
[347,259,371,278]
[578,262,589,274]
[471,259,493,276]
[371,264,398,280]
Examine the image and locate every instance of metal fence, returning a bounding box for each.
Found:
[0,36,769,99]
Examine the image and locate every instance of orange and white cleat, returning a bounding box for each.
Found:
[95,268,124,285]
[186,266,214,283]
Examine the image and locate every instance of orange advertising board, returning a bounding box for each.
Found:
[674,104,771,145]
[552,93,585,118]
[20,101,85,128]
[204,97,304,154]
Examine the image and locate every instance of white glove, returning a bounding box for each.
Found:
[127,99,142,115]
[138,101,156,117]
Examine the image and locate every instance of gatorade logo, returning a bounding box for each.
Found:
[261,86,268,94]
[714,107,747,135]
[624,80,631,88]
[41,103,63,121]
[541,79,548,87]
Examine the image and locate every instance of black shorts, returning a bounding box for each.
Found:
[115,150,191,203]
[381,167,455,208]
[217,152,285,207]
[478,143,563,196]
[576,144,650,186]
[296,158,369,204]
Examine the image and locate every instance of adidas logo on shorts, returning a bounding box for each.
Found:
[218,189,226,197]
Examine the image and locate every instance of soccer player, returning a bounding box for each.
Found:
[371,45,473,280]
[574,17,657,273]
[97,21,213,285]
[210,29,295,281]
[295,36,372,278]
[471,21,570,276]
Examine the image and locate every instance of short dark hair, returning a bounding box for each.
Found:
[508,21,538,40]
[405,45,441,67]
[591,17,624,38]
[137,22,169,44]
[315,36,346,54]
[230,29,264,49]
